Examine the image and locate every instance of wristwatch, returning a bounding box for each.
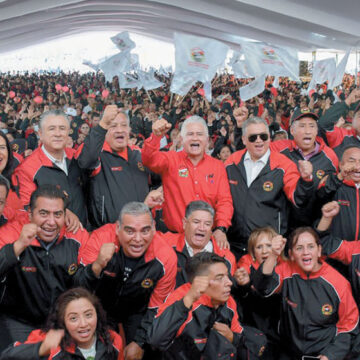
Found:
[214,226,228,234]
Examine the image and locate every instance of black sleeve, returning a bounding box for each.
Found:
[0,244,20,278]
[77,125,106,170]
[0,342,44,360]
[73,264,101,290]
[294,177,315,207]
[133,308,157,348]
[322,332,353,360]
[147,300,190,351]
[317,173,342,203]
[252,263,280,297]
[234,126,245,151]
[318,102,349,131]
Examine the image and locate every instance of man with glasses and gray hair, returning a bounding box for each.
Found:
[225,115,314,260]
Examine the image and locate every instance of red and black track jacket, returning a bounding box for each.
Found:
[13,147,87,224]
[142,133,233,233]
[148,283,243,359]
[76,224,177,347]
[0,329,124,360]
[320,231,360,309]
[270,137,338,227]
[225,150,314,254]
[253,261,359,359]
[0,219,89,327]
[76,125,150,228]
[164,232,236,288]
[317,174,360,240]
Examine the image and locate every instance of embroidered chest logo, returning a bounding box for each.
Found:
[103,270,116,278]
[322,304,333,316]
[178,167,189,178]
[263,181,273,192]
[68,263,78,275]
[316,169,325,179]
[111,166,123,172]
[285,297,297,308]
[229,180,238,185]
[194,338,207,344]
[141,278,154,288]
[205,173,214,184]
[21,266,37,273]
[338,200,350,207]
[137,162,145,171]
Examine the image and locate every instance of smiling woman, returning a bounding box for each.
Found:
[0,287,124,360]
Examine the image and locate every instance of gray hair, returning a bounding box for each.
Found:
[118,201,153,225]
[242,116,269,136]
[180,115,208,138]
[185,200,215,219]
[102,109,130,127]
[39,110,70,131]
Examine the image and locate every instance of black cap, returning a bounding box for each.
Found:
[290,107,319,124]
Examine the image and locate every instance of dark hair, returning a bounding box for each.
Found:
[340,145,360,162]
[44,287,117,358]
[288,227,320,250]
[0,131,15,183]
[186,252,227,283]
[185,200,215,219]
[29,184,68,211]
[0,174,10,197]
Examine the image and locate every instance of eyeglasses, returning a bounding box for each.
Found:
[248,133,269,143]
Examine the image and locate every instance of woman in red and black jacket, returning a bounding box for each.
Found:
[253,227,359,360]
[0,287,124,360]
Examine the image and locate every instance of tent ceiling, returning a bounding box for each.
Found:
[0,0,359,54]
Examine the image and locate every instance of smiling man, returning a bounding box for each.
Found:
[164,200,236,288]
[14,110,87,231]
[142,116,233,249]
[77,105,152,228]
[76,202,177,360]
[0,184,89,351]
[226,116,314,259]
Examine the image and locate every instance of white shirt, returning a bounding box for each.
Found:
[244,149,270,187]
[78,336,96,359]
[41,145,68,175]
[185,239,213,257]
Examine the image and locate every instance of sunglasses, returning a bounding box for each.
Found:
[248,133,269,143]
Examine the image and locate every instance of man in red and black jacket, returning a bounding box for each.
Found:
[270,107,338,229]
[225,116,314,259]
[0,184,89,352]
[162,200,236,288]
[317,145,360,241]
[13,110,87,231]
[76,105,151,228]
[76,201,177,360]
[148,252,263,360]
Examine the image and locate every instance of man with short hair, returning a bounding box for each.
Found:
[164,200,236,288]
[77,201,177,360]
[226,116,314,259]
[318,145,360,241]
[77,105,158,228]
[148,252,246,359]
[13,110,86,231]
[142,116,233,248]
[0,184,89,350]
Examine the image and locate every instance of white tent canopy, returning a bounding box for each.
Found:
[0,0,359,55]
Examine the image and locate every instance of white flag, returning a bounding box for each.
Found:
[307,77,316,95]
[138,70,164,90]
[119,73,140,89]
[329,49,351,89]
[312,58,336,85]
[203,81,212,102]
[170,71,197,96]
[241,42,299,79]
[273,76,279,88]
[99,52,132,82]
[239,74,266,102]
[111,32,135,52]
[82,60,100,71]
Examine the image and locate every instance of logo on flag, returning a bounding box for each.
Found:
[191,47,205,63]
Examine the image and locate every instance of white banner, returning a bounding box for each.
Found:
[99,52,132,82]
[138,70,164,90]
[329,49,351,89]
[170,71,197,96]
[118,73,140,89]
[111,31,135,52]
[312,58,336,85]
[239,74,266,102]
[241,42,299,79]
[82,60,100,71]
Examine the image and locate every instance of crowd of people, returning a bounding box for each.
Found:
[0,69,359,359]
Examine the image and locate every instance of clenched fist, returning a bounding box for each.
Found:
[92,243,117,277]
[298,160,313,181]
[152,118,171,137]
[13,223,39,257]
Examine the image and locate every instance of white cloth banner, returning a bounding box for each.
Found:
[329,49,351,89]
[239,74,266,101]
[312,58,336,85]
[118,73,140,89]
[82,60,100,71]
[99,52,132,82]
[170,71,197,96]
[111,31,136,52]
[138,70,164,90]
[241,42,299,79]
[273,76,279,88]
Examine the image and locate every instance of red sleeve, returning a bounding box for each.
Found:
[21,329,46,344]
[13,162,37,207]
[269,139,291,153]
[237,254,253,274]
[228,296,243,334]
[213,162,233,228]
[72,228,90,264]
[330,241,360,265]
[325,127,349,148]
[148,240,177,309]
[141,133,170,174]
[108,330,124,360]
[79,223,117,265]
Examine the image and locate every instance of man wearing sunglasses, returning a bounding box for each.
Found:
[225,116,314,260]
